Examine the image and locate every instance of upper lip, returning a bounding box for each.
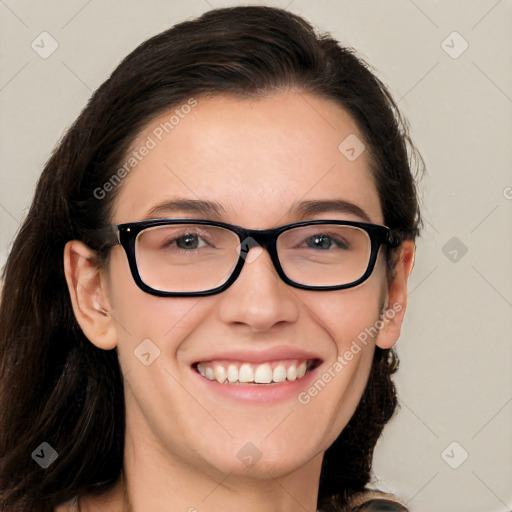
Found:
[192,346,323,365]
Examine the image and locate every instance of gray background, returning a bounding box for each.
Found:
[1,1,511,510]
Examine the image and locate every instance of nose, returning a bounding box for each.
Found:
[216,245,300,332]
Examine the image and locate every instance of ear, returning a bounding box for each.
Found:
[376,240,416,349]
[63,240,118,350]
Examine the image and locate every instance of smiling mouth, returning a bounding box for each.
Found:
[193,359,321,385]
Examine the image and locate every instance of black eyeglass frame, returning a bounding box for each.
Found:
[100,218,403,297]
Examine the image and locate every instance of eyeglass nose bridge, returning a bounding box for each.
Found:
[233,228,286,280]
[236,226,278,262]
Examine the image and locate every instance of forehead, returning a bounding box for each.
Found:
[111,92,383,227]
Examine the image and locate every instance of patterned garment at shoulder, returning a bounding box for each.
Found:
[318,489,409,512]
[347,490,409,511]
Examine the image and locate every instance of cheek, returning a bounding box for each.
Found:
[293,274,386,444]
[105,249,209,369]
[306,275,385,351]
[314,284,382,386]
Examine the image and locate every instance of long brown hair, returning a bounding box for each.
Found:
[0,6,422,511]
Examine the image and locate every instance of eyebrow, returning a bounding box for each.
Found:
[144,198,371,223]
[291,199,372,223]
[144,199,227,220]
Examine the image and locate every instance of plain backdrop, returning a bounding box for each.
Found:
[1,1,511,511]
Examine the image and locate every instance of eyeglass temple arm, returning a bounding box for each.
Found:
[93,225,121,251]
[388,229,406,248]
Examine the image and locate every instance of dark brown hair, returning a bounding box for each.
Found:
[0,6,422,511]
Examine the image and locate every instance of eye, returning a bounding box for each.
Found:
[305,233,348,250]
[173,233,208,250]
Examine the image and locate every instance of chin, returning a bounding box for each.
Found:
[197,437,322,480]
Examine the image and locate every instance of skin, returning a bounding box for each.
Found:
[63,91,415,512]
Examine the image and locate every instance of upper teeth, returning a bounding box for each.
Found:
[196,360,310,384]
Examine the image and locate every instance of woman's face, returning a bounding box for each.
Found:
[75,92,411,482]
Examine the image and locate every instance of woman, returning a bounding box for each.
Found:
[0,6,422,511]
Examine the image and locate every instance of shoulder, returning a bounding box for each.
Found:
[345,489,409,511]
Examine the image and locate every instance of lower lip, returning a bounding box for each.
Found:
[191,365,320,403]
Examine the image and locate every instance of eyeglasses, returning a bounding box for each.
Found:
[99,218,402,297]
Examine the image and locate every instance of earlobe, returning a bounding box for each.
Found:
[63,240,118,350]
[376,240,415,349]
